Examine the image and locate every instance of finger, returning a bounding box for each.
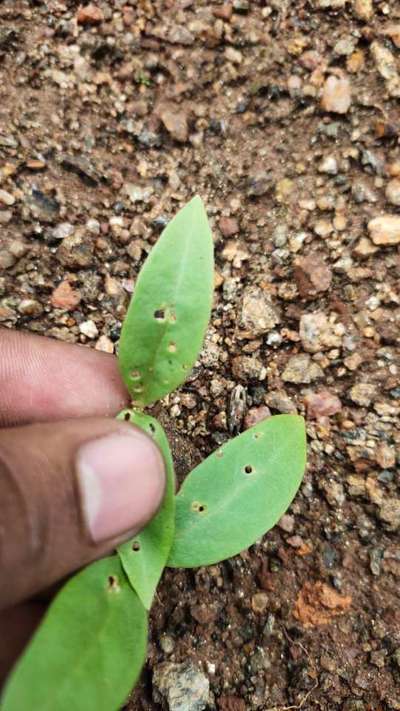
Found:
[0,417,165,610]
[0,601,46,686]
[0,328,129,427]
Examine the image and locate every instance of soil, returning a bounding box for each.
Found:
[1,0,400,709]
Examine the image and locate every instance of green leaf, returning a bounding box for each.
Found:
[118,196,214,406]
[117,410,175,609]
[168,415,306,568]
[1,557,147,711]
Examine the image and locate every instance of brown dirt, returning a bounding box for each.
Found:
[1,1,399,709]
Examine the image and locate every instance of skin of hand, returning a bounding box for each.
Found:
[0,328,166,684]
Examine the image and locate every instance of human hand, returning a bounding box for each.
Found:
[0,329,165,681]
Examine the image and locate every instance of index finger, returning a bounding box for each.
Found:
[0,329,129,427]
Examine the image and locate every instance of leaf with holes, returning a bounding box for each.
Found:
[167,415,306,568]
[1,557,147,711]
[118,196,214,406]
[116,410,175,609]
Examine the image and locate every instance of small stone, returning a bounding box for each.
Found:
[369,548,384,577]
[349,383,377,406]
[264,390,297,414]
[159,105,188,143]
[0,189,15,206]
[375,444,396,469]
[104,274,123,298]
[318,155,338,175]
[334,36,356,56]
[153,662,209,711]
[385,179,400,206]
[383,24,400,50]
[379,499,400,531]
[239,286,281,337]
[244,406,271,429]
[0,210,12,224]
[322,479,345,507]
[278,514,295,533]
[370,42,400,98]
[95,335,114,354]
[353,237,378,258]
[168,25,195,45]
[321,75,351,114]
[316,0,346,7]
[251,592,269,614]
[352,0,373,21]
[77,4,104,25]
[17,299,43,317]
[57,230,94,268]
[247,170,272,197]
[300,312,344,353]
[0,250,16,269]
[275,177,295,204]
[347,49,365,73]
[159,634,175,655]
[219,217,239,238]
[51,222,74,241]
[9,240,28,259]
[282,354,323,384]
[86,218,100,235]
[232,355,266,381]
[368,214,400,245]
[314,219,333,237]
[79,320,98,339]
[305,390,342,418]
[50,281,81,310]
[294,254,332,297]
[213,5,233,21]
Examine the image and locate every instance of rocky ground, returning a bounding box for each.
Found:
[1,0,400,709]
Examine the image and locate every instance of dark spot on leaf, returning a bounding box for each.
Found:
[192,501,207,514]
[148,423,156,434]
[154,309,165,320]
[124,412,131,421]
[243,464,254,475]
[107,575,120,591]
[132,541,141,552]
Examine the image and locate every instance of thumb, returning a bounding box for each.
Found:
[0,418,165,610]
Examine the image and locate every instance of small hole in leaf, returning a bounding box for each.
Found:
[192,501,207,514]
[168,342,177,353]
[107,575,120,591]
[243,464,254,475]
[154,309,165,321]
[148,423,156,434]
[216,450,224,459]
[132,541,141,552]
[130,370,141,381]
[133,385,143,394]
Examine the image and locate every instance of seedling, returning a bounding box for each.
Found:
[1,197,307,711]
